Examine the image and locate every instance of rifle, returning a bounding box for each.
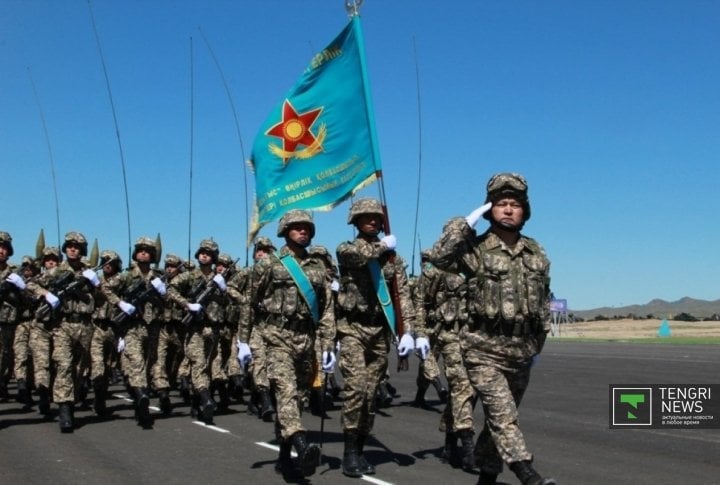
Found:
[112,262,184,324]
[181,259,239,325]
[36,258,115,320]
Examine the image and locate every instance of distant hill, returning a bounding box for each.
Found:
[570,297,720,320]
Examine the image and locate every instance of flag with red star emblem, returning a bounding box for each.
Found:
[249,16,380,242]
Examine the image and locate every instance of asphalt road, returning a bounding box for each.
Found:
[1,341,719,485]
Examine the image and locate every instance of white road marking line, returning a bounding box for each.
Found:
[192,420,231,433]
[111,394,159,411]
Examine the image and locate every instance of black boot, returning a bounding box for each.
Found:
[309,388,330,418]
[58,402,74,433]
[179,376,191,404]
[291,431,320,477]
[247,389,260,417]
[412,376,430,407]
[509,460,556,485]
[229,374,245,403]
[157,388,172,416]
[275,441,298,477]
[342,430,363,477]
[134,387,153,428]
[440,431,458,466]
[190,392,201,419]
[37,385,52,417]
[432,377,449,404]
[214,381,230,412]
[477,469,499,485]
[457,429,477,472]
[357,433,376,475]
[376,381,393,408]
[258,387,275,422]
[16,379,32,406]
[92,377,109,417]
[199,388,216,424]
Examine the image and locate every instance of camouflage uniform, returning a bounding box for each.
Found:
[167,239,226,423]
[11,256,39,405]
[27,232,97,432]
[335,198,421,477]
[414,254,476,470]
[0,232,21,399]
[152,253,186,414]
[242,210,334,478]
[223,258,251,404]
[89,250,123,416]
[431,173,553,483]
[100,237,165,428]
[27,246,63,416]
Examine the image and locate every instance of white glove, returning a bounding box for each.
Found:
[321,351,336,373]
[335,340,341,354]
[82,269,101,287]
[6,273,26,290]
[117,337,126,353]
[151,277,167,295]
[212,273,227,291]
[118,300,136,315]
[415,336,430,360]
[330,280,340,292]
[188,303,202,313]
[465,202,493,227]
[397,333,415,357]
[44,292,60,309]
[237,341,252,367]
[381,234,397,250]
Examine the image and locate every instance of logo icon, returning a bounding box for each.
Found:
[266,99,326,165]
[611,387,652,426]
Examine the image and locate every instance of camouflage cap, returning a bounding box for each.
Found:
[347,198,384,225]
[484,172,531,222]
[100,249,122,269]
[62,231,88,256]
[0,231,14,257]
[21,255,35,267]
[253,236,276,252]
[194,238,219,262]
[277,210,315,238]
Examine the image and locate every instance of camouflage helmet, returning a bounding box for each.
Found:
[164,253,182,267]
[277,209,315,238]
[62,231,88,256]
[483,172,531,222]
[100,249,122,270]
[194,238,219,263]
[21,256,39,272]
[132,236,158,261]
[347,198,384,226]
[216,253,234,267]
[253,236,276,253]
[420,249,432,262]
[0,231,13,257]
[42,246,62,262]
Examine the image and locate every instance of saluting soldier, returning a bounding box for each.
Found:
[26,231,100,432]
[334,198,429,477]
[239,210,336,479]
[430,173,555,485]
[167,238,228,424]
[100,237,166,428]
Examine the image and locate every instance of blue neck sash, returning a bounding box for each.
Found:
[368,258,396,336]
[280,254,320,325]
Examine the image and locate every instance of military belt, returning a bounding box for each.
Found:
[470,316,538,337]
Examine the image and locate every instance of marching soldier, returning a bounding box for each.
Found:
[26,231,100,432]
[430,173,555,485]
[414,248,476,471]
[89,250,123,417]
[152,253,186,415]
[1,232,23,400]
[239,210,335,478]
[334,198,429,477]
[100,237,166,428]
[209,252,237,411]
[167,238,228,424]
[12,256,40,406]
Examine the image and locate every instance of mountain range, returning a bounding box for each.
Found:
[570,297,720,320]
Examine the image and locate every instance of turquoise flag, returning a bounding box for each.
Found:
[249,16,380,242]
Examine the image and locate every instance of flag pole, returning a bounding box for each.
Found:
[350,2,410,371]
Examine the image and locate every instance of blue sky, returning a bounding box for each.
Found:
[2,0,718,311]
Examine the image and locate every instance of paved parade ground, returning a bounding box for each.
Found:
[1,341,719,485]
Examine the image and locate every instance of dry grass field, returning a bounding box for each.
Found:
[551,318,720,340]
